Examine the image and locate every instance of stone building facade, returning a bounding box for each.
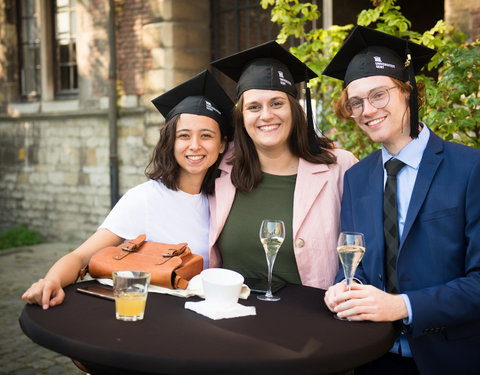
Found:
[446,0,480,40]
[0,0,478,243]
[0,0,212,242]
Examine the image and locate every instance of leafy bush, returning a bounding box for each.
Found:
[261,0,480,159]
[0,224,43,250]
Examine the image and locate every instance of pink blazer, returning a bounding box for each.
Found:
[209,147,358,289]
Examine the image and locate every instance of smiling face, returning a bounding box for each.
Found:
[174,113,226,186]
[241,89,293,154]
[347,75,411,154]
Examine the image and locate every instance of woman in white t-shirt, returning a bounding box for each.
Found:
[22,70,233,309]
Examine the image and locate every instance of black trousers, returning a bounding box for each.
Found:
[354,352,420,375]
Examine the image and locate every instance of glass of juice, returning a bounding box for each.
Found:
[112,271,151,321]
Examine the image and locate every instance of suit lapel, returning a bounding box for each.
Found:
[211,150,236,245]
[292,158,329,236]
[368,153,386,258]
[400,132,444,249]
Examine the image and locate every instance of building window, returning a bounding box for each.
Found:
[211,0,283,98]
[16,0,78,102]
[54,0,78,96]
[18,0,40,101]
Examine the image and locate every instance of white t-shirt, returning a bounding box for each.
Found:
[99,180,210,268]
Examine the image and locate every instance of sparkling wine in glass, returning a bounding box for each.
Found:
[337,231,365,292]
[258,219,285,302]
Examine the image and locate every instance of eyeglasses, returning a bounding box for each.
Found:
[345,86,398,118]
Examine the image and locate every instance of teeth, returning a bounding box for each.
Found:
[187,156,203,160]
[259,125,278,131]
[367,117,385,126]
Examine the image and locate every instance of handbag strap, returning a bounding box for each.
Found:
[113,234,147,260]
[155,243,188,265]
[113,236,188,262]
[121,234,146,251]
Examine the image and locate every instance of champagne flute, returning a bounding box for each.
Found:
[258,219,285,302]
[337,231,365,292]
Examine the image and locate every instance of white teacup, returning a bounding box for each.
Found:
[201,268,244,309]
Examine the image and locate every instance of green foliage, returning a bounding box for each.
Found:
[0,224,43,250]
[261,0,480,159]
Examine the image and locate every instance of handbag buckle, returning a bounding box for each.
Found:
[121,246,136,252]
[162,245,187,258]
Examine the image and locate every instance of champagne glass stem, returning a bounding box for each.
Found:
[346,277,352,293]
[265,255,275,298]
[258,248,280,301]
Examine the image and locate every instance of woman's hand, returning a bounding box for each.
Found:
[22,278,65,310]
[21,229,124,310]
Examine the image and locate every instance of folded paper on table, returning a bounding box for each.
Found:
[97,274,251,299]
[184,300,256,320]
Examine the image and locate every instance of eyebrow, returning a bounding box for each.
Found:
[244,96,287,106]
[176,128,217,134]
[349,86,391,98]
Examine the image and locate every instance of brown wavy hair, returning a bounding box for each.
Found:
[333,78,426,120]
[145,114,228,195]
[231,94,337,192]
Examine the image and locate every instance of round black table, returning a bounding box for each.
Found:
[19,280,395,375]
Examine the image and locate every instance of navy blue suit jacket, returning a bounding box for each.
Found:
[338,130,480,375]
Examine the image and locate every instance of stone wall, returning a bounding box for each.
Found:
[1,111,111,241]
[0,0,211,242]
[445,0,480,40]
[471,7,480,39]
[0,105,155,241]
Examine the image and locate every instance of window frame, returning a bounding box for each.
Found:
[17,0,41,101]
[52,0,78,98]
[16,0,79,102]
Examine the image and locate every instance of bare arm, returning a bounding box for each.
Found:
[22,228,123,309]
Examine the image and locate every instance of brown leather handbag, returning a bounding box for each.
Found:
[87,234,203,289]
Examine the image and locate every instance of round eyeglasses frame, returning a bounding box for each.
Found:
[345,86,398,118]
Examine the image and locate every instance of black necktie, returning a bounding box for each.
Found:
[384,158,406,294]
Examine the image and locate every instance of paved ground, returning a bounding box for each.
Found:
[0,243,86,375]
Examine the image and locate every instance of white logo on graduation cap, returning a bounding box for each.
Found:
[373,56,395,70]
[278,70,292,86]
[205,100,221,115]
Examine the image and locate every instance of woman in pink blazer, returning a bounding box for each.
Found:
[209,41,357,289]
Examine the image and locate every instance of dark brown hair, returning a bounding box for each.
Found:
[333,78,426,120]
[145,114,228,195]
[231,94,337,192]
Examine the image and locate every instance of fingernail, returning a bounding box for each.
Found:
[43,304,48,310]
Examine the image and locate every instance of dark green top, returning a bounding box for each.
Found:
[218,172,302,284]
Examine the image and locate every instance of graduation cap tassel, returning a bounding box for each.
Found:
[405,45,419,138]
[305,80,321,154]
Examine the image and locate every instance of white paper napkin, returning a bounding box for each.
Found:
[184,300,256,320]
[96,274,251,299]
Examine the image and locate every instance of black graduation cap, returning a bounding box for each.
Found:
[211,40,317,99]
[211,40,320,153]
[322,26,436,138]
[151,70,234,139]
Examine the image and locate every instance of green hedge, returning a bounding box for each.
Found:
[0,224,43,250]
